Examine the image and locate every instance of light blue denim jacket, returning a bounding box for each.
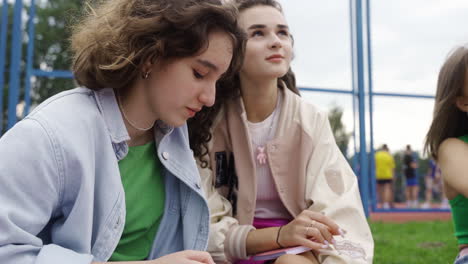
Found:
[0,88,210,264]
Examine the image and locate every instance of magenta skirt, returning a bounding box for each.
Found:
[235,218,290,264]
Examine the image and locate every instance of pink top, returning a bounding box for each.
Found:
[246,93,291,220]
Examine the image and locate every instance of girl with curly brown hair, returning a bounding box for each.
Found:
[0,0,245,263]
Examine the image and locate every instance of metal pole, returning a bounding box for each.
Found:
[24,0,36,116]
[354,0,370,216]
[0,0,9,132]
[365,0,377,212]
[298,87,353,95]
[7,0,23,129]
[349,0,359,173]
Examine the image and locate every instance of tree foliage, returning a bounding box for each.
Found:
[0,0,82,132]
[31,0,82,103]
[328,105,352,159]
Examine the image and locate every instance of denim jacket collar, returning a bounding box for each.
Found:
[93,88,175,160]
[93,88,175,140]
[93,88,130,144]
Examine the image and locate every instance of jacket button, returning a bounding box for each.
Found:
[195,182,201,189]
[162,152,170,160]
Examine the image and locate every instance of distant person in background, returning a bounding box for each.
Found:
[375,144,395,209]
[403,144,419,208]
[421,158,441,209]
[424,45,468,264]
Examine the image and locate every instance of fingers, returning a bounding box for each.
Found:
[184,250,215,264]
[302,210,342,236]
[297,237,330,250]
[282,210,347,250]
[320,221,338,242]
[306,221,334,244]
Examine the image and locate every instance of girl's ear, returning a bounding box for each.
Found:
[142,59,153,74]
[455,96,468,113]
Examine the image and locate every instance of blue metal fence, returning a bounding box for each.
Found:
[0,0,444,216]
[0,0,75,132]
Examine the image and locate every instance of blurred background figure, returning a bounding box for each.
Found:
[375,144,395,209]
[403,144,419,208]
[421,158,441,208]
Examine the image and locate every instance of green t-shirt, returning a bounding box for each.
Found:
[110,141,165,261]
[449,194,468,245]
[449,135,468,245]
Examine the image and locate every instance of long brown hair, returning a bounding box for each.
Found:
[424,46,468,159]
[189,0,298,167]
[70,0,245,91]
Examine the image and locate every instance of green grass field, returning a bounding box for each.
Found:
[370,220,458,263]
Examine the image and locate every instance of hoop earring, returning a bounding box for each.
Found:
[142,71,150,79]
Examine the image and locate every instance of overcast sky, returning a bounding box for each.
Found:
[279,0,468,156]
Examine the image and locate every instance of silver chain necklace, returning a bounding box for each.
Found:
[117,94,154,131]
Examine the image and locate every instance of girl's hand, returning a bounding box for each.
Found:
[277,210,343,250]
[152,250,215,264]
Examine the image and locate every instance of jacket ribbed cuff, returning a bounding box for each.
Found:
[225,224,255,261]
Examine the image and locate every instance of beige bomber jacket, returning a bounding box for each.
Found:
[199,87,374,263]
